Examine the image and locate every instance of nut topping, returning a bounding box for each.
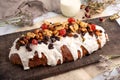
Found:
[15,18,103,51]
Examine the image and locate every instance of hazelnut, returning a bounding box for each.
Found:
[81,27,87,32]
[38,33,43,40]
[53,30,59,36]
[55,26,64,31]
[54,22,61,26]
[69,26,75,32]
[80,22,88,27]
[73,23,79,31]
[26,32,35,38]
[34,29,40,34]
[35,34,40,39]
[43,29,53,36]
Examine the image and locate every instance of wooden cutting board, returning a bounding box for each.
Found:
[0,16,120,80]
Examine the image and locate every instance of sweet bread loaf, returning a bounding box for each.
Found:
[9,18,109,70]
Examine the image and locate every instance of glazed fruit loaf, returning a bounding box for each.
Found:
[9,18,109,70]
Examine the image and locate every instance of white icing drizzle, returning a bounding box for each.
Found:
[95,25,107,47]
[9,25,108,70]
[83,32,99,54]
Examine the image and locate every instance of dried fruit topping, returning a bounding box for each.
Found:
[41,23,48,30]
[16,43,20,50]
[85,13,91,18]
[68,17,75,23]
[48,43,54,49]
[42,40,48,45]
[32,39,38,45]
[59,29,66,36]
[89,24,96,31]
[26,44,32,51]
[85,6,90,13]
[55,36,60,41]
[16,18,100,51]
[50,36,56,43]
[43,36,49,41]
[73,34,78,38]
[38,40,42,44]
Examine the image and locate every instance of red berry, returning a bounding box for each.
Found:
[41,23,48,30]
[59,29,66,36]
[32,39,38,45]
[90,24,96,31]
[68,17,75,23]
[85,6,90,12]
[85,13,91,18]
[99,17,105,22]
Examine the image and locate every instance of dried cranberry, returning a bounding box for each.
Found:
[59,29,66,36]
[68,17,75,23]
[90,24,96,31]
[16,44,20,50]
[99,17,105,22]
[41,23,48,30]
[85,13,91,18]
[32,39,38,45]
[85,6,90,12]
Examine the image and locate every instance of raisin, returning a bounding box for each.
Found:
[99,30,102,33]
[41,40,48,45]
[51,37,56,43]
[48,43,54,49]
[43,36,49,41]
[16,44,20,50]
[38,40,42,44]
[89,31,93,36]
[26,44,32,51]
[81,31,86,36]
[55,36,60,41]
[73,34,78,38]
[32,39,38,45]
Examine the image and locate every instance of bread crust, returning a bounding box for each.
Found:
[9,45,88,68]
